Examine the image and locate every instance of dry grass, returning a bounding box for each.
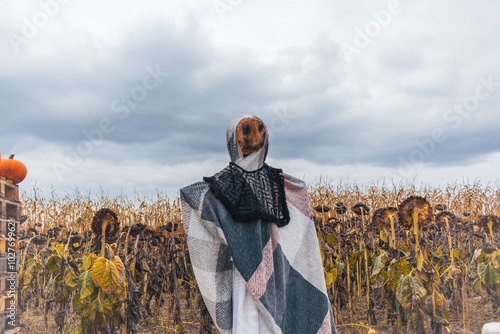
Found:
[308,179,500,221]
[21,188,183,237]
[21,181,500,234]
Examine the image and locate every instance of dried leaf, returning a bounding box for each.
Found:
[91,256,126,293]
[396,273,426,311]
[65,270,78,288]
[80,271,95,301]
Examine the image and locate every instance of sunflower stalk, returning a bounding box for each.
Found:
[363,246,370,325]
[412,211,420,255]
[347,259,353,322]
[101,220,109,258]
[389,215,396,249]
[445,217,454,266]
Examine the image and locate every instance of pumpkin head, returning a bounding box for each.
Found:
[0,154,27,184]
[236,117,267,157]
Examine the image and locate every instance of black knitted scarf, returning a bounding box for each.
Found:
[203,162,290,227]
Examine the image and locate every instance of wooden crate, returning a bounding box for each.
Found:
[0,199,20,221]
[1,310,20,333]
[0,293,15,314]
[0,255,19,275]
[0,178,18,202]
[0,275,16,297]
[0,237,18,253]
[0,219,18,237]
[0,218,19,237]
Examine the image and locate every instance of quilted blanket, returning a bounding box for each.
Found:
[180,115,337,334]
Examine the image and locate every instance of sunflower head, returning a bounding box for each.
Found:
[398,196,433,229]
[372,207,398,228]
[91,208,120,238]
[334,202,347,215]
[352,203,370,216]
[314,205,331,213]
[435,211,457,227]
[479,215,500,233]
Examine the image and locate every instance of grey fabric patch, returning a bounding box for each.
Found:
[216,243,233,273]
[330,308,338,334]
[215,300,233,331]
[259,244,290,327]
[201,191,219,223]
[201,188,229,229]
[188,237,223,273]
[180,181,208,211]
[227,132,238,163]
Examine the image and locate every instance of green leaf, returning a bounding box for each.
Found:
[472,249,486,264]
[477,263,499,287]
[336,261,345,273]
[55,243,64,256]
[83,254,95,272]
[371,252,387,277]
[326,234,338,247]
[349,251,362,266]
[396,272,426,311]
[325,270,334,289]
[490,251,500,270]
[388,259,411,293]
[436,245,443,258]
[433,290,447,313]
[80,271,95,302]
[372,273,387,289]
[91,256,126,293]
[442,265,460,284]
[330,268,338,285]
[45,277,56,298]
[473,278,488,300]
[90,292,114,323]
[451,249,461,261]
[65,270,78,288]
[45,254,62,274]
[73,294,84,313]
[380,229,388,243]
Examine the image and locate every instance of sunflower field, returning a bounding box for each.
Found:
[15,181,500,333]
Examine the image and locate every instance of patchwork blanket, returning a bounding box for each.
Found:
[181,172,337,334]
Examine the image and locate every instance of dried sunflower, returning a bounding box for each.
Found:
[91,208,120,238]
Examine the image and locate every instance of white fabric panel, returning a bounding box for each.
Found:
[232,270,272,334]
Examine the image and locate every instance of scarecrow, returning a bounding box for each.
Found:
[180,115,337,334]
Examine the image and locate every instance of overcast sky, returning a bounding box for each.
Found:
[1,0,499,200]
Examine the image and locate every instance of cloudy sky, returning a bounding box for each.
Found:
[1,0,499,200]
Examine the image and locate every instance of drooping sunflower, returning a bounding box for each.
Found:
[334,202,347,215]
[122,223,147,237]
[435,211,458,228]
[372,207,398,229]
[352,203,370,216]
[159,221,178,233]
[314,205,331,213]
[434,204,447,212]
[91,208,120,238]
[479,215,500,234]
[398,196,433,229]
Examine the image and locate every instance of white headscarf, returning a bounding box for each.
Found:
[226,115,269,171]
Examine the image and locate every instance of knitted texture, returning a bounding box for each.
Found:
[203,162,290,227]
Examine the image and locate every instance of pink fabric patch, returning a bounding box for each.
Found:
[317,310,332,334]
[283,174,314,220]
[245,224,280,301]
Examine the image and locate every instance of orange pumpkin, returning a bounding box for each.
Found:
[0,154,27,184]
[236,117,267,156]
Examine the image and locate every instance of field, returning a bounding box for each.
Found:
[15,181,500,333]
